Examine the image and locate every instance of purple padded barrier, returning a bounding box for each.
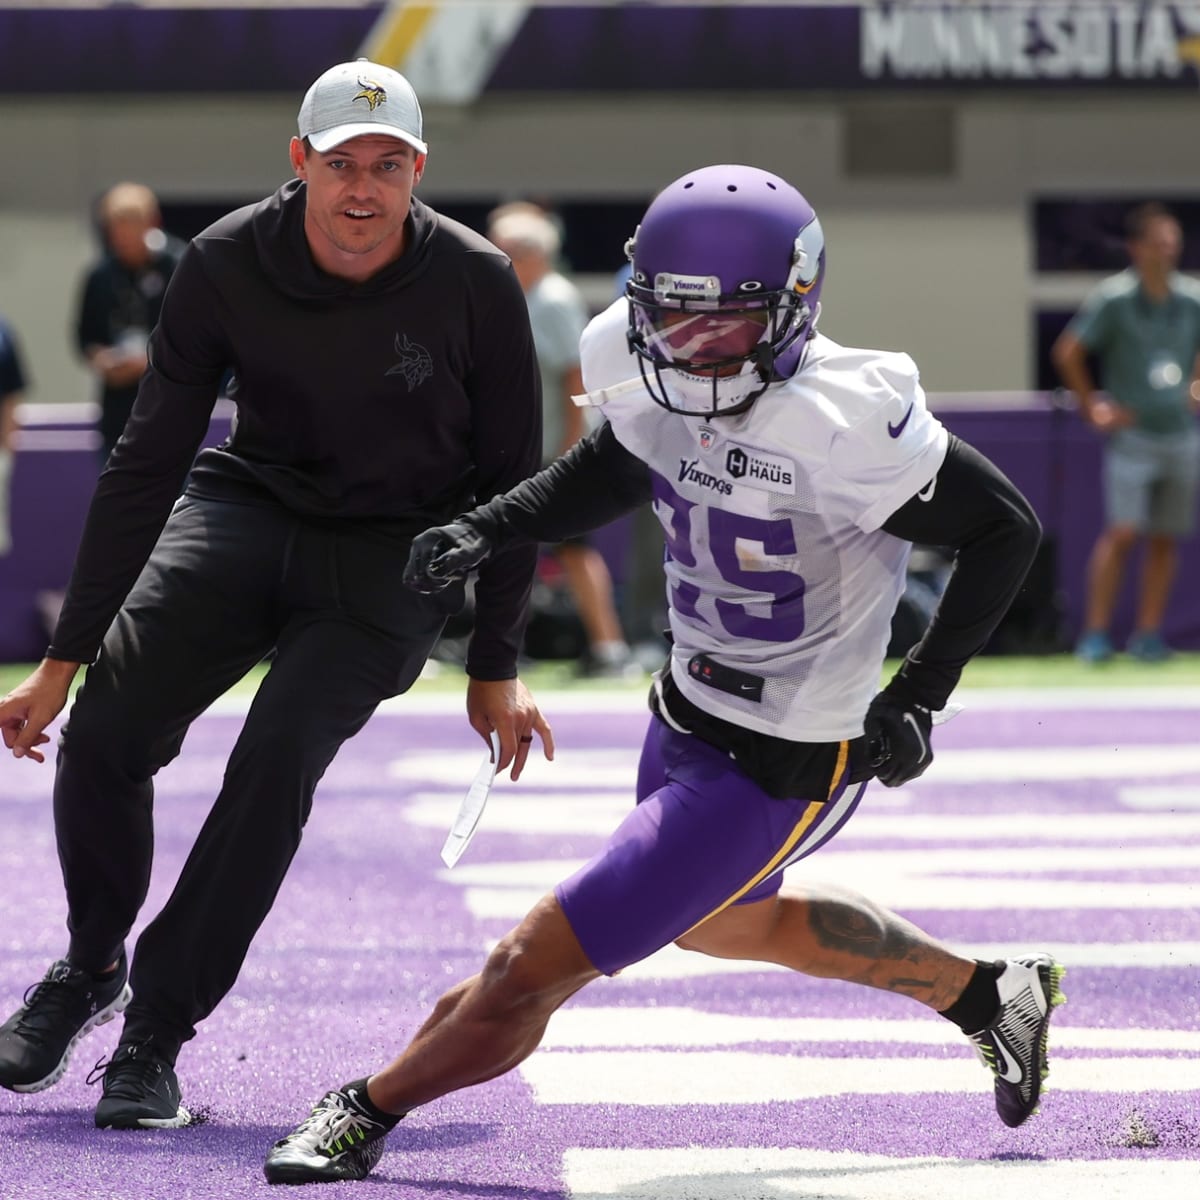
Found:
[0,402,233,663]
[2,394,1198,662]
[934,394,1200,654]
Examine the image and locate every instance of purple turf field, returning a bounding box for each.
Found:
[1,688,1198,1199]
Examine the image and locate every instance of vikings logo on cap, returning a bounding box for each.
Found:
[353,77,387,111]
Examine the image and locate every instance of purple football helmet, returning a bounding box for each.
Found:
[625,164,825,418]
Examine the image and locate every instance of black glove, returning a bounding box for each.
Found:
[864,680,934,788]
[403,520,493,593]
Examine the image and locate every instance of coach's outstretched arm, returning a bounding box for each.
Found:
[404,421,652,593]
[865,434,1042,787]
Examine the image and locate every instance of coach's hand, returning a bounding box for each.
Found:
[864,680,934,788]
[0,658,81,764]
[466,676,554,782]
[404,520,493,593]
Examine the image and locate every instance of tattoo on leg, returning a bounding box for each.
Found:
[808,900,888,955]
[888,976,937,993]
[803,887,967,1009]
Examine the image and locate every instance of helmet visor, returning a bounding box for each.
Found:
[635,304,770,369]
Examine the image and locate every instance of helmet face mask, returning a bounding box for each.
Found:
[624,165,825,419]
[641,298,771,369]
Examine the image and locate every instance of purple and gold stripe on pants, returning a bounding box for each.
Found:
[555,717,869,976]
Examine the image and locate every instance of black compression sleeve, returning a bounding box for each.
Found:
[470,420,653,545]
[880,434,1042,710]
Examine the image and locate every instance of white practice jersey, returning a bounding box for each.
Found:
[579,300,949,742]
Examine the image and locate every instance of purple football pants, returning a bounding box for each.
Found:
[555,715,868,975]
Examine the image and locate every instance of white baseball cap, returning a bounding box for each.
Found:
[298,59,427,156]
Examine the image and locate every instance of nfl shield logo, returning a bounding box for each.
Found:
[698,426,716,451]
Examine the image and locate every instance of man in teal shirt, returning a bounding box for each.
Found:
[1054,202,1200,662]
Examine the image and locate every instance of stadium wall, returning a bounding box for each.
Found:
[1,91,1195,413]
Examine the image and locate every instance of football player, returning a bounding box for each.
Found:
[265,164,1062,1185]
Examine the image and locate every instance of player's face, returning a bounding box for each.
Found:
[290,134,425,280]
[651,308,769,376]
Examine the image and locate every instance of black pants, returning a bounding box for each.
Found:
[53,495,450,1059]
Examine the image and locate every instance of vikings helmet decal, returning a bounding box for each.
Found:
[353,77,388,111]
[625,165,825,418]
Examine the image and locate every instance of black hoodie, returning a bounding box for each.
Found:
[48,180,542,678]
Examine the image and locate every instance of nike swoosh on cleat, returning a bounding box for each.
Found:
[993,1035,1025,1084]
[887,404,914,438]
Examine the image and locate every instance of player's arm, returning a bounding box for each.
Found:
[880,433,1041,709]
[482,420,653,539]
[864,434,1041,785]
[405,422,653,592]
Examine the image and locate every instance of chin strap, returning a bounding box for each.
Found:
[752,342,776,382]
[768,324,819,383]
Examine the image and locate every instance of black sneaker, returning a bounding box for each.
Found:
[264,1087,395,1184]
[0,956,132,1093]
[966,952,1066,1127]
[90,1039,191,1129]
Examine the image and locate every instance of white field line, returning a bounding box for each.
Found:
[540,1006,1200,1052]
[200,684,1200,717]
[563,1148,1200,1200]
[521,1051,1200,1105]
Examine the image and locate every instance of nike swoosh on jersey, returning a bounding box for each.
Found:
[887,404,914,438]
[917,477,937,502]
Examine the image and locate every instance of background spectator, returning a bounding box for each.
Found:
[488,202,637,678]
[0,313,28,557]
[76,182,183,463]
[1053,202,1200,663]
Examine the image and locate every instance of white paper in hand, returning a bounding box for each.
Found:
[932,701,966,727]
[441,731,500,868]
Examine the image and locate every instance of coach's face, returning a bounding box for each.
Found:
[290,134,426,281]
